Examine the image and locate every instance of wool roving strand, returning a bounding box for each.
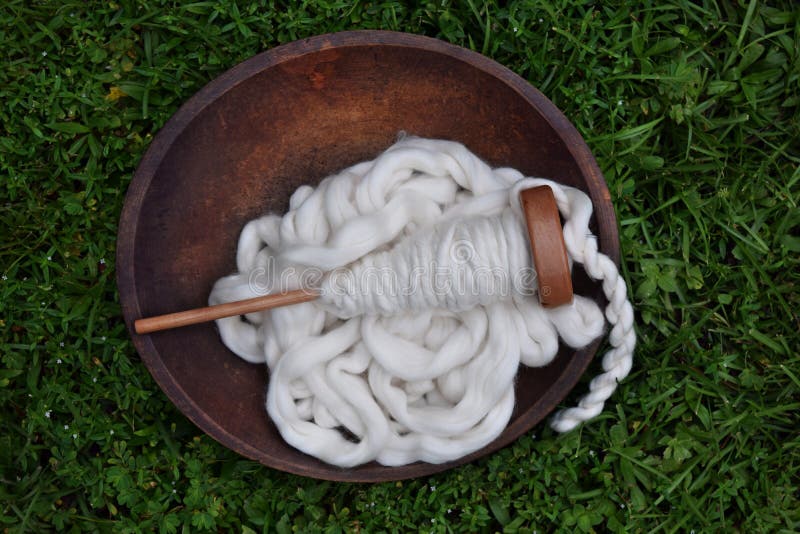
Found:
[208,136,635,467]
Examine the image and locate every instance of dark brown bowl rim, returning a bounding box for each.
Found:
[117,30,618,482]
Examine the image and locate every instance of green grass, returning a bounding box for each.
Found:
[2,0,799,531]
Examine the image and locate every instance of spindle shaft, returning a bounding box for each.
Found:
[134,289,319,334]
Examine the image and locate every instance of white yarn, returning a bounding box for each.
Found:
[317,210,532,318]
[209,136,635,467]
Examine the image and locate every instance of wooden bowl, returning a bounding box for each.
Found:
[117,31,619,482]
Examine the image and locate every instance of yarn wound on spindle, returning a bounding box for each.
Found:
[209,136,635,467]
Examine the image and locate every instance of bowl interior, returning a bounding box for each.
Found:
[119,31,617,481]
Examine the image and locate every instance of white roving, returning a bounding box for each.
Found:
[209,136,635,467]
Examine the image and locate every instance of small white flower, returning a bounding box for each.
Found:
[172,489,177,494]
[101,336,106,341]
[99,258,106,264]
[72,433,78,439]
[109,430,114,435]
[45,410,52,418]
[430,485,436,491]
[620,503,625,509]
[431,518,435,523]
[59,341,64,347]
[513,27,518,33]
[56,358,62,364]
[64,425,69,430]
[539,18,543,22]
[47,256,52,261]
[93,377,97,383]
[617,99,623,106]
[1,274,7,280]
[42,51,47,57]
[370,502,375,507]
[589,450,596,457]
[447,508,452,513]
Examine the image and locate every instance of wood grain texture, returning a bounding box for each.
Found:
[117,30,620,482]
[520,187,574,308]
